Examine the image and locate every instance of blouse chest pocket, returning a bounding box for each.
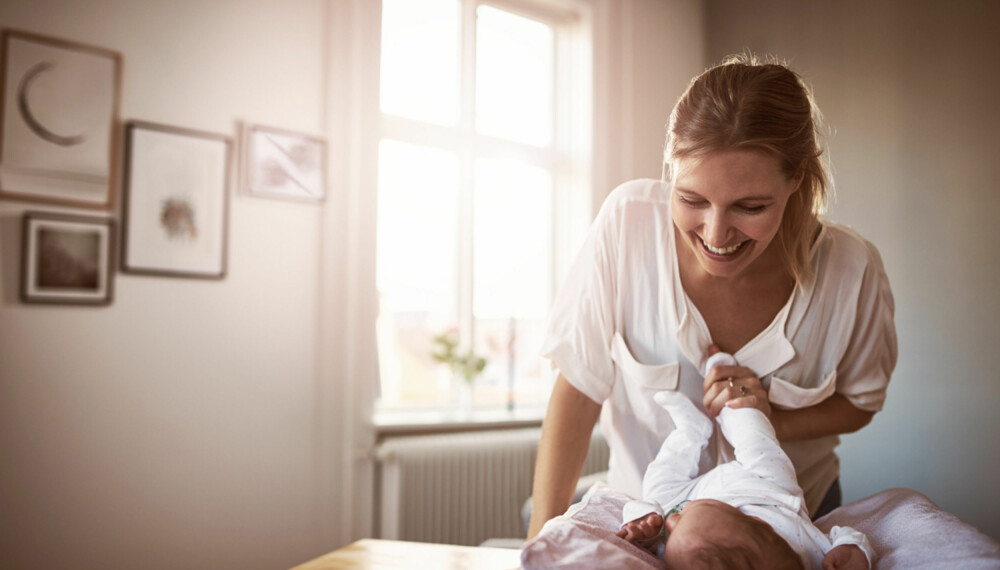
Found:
[768,369,837,410]
[610,332,680,390]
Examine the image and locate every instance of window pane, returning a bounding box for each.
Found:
[472,158,554,408]
[380,0,461,125]
[376,140,460,408]
[475,6,554,146]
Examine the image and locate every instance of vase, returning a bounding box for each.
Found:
[449,377,474,415]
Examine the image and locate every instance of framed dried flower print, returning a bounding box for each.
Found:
[121,120,230,279]
[0,29,122,209]
[21,211,114,305]
[243,124,326,202]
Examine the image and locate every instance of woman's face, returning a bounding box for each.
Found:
[670,149,802,280]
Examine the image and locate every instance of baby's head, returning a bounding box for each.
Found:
[663,499,803,570]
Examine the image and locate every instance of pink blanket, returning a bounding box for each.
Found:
[522,483,1000,569]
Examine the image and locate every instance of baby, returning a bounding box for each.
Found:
[616,352,873,570]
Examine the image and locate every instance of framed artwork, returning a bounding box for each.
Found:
[243,124,326,202]
[121,120,231,279]
[0,29,122,209]
[21,212,114,305]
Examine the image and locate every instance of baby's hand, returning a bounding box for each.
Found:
[615,513,663,544]
[822,544,869,570]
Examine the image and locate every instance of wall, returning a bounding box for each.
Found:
[0,1,359,568]
[705,0,1000,540]
[593,0,705,198]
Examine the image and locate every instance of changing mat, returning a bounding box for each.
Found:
[521,483,1000,569]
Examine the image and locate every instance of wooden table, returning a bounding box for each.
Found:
[291,539,522,569]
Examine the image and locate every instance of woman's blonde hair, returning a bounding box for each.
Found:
[664,54,830,285]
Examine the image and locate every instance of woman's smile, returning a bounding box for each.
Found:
[699,236,750,258]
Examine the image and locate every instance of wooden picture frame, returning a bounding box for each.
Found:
[121,120,231,279]
[243,124,326,202]
[0,29,122,209]
[21,211,114,305]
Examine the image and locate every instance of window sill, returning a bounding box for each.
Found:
[373,406,545,438]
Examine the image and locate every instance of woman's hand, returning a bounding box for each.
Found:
[702,345,770,419]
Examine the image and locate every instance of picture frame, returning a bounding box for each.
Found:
[21,211,114,305]
[121,120,231,279]
[0,29,122,209]
[243,123,326,202]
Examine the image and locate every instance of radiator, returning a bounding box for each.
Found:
[375,426,609,546]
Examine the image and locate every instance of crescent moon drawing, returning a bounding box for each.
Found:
[17,61,87,147]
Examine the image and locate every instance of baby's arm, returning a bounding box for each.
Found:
[822,545,868,570]
[620,391,707,546]
[822,526,874,569]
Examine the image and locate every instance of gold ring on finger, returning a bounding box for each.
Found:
[728,378,735,388]
[739,385,747,396]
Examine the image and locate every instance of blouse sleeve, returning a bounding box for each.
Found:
[538,187,625,404]
[835,239,898,413]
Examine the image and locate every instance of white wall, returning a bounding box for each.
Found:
[0,1,360,568]
[705,0,1000,541]
[593,0,705,197]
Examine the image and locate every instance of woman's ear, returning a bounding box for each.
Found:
[791,160,807,192]
[788,166,806,194]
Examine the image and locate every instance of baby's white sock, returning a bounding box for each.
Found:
[703,351,737,377]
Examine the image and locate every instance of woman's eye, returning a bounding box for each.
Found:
[739,204,767,214]
[678,196,706,207]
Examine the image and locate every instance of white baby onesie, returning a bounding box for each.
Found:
[621,353,874,569]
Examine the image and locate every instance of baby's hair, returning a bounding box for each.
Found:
[665,522,805,570]
[676,543,804,570]
[690,545,756,569]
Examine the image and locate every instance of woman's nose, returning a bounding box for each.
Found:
[702,209,729,246]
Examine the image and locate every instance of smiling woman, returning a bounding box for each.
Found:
[528,54,897,540]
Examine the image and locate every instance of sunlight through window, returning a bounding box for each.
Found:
[380,0,460,125]
[475,6,554,146]
[472,158,553,407]
[376,0,590,414]
[376,140,459,407]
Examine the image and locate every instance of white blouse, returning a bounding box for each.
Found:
[540,178,897,515]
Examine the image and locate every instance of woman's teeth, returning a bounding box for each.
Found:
[702,238,745,255]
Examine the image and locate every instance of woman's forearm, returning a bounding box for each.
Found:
[526,375,602,539]
[771,393,875,442]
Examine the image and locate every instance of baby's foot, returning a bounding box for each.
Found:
[653,390,713,440]
[703,351,737,377]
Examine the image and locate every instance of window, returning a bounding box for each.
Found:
[376,0,592,413]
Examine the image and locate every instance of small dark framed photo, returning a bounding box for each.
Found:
[21,211,114,305]
[243,124,326,203]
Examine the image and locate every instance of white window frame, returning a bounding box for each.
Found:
[375,0,593,413]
